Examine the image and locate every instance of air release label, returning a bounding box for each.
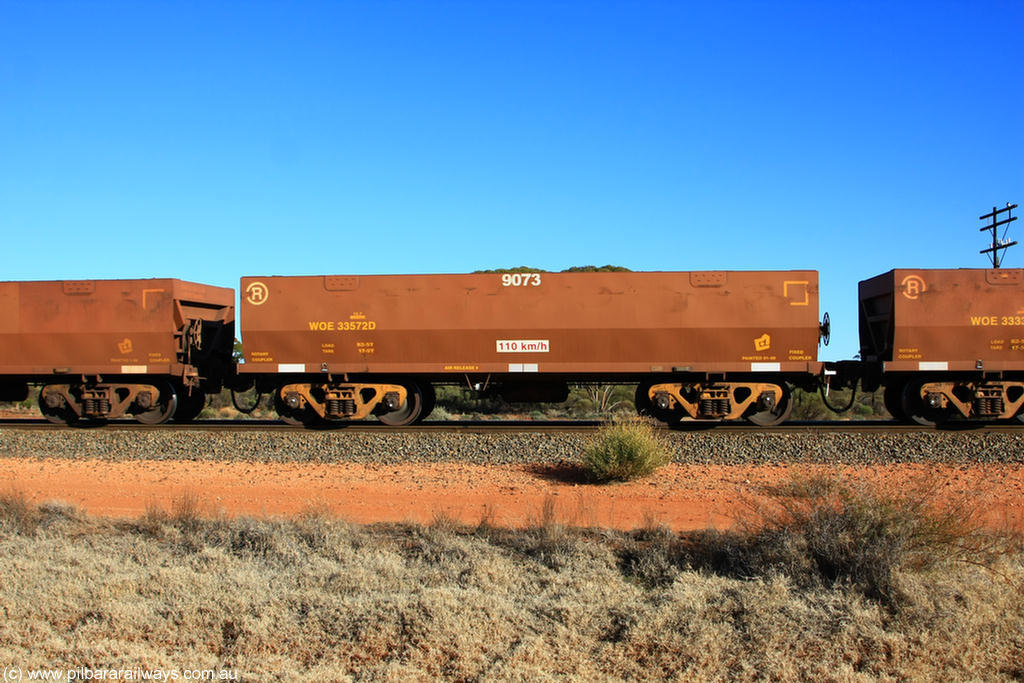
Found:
[496,339,550,353]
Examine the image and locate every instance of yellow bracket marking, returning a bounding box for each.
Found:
[142,288,165,310]
[783,280,809,306]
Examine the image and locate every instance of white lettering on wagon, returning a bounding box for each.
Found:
[496,339,550,353]
[501,273,542,287]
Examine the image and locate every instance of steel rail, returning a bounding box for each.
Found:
[0,418,1019,434]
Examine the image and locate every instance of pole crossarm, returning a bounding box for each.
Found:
[979,203,1017,268]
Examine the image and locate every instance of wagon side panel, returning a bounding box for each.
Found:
[239,270,821,377]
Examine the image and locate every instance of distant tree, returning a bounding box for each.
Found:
[474,265,631,273]
[561,265,632,272]
[473,266,549,274]
[567,384,635,416]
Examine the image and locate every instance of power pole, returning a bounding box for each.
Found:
[980,203,1017,267]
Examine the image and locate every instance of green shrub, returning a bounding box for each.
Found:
[581,419,670,483]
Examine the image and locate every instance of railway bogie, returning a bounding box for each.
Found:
[272,381,411,424]
[37,380,182,425]
[637,379,793,425]
[892,377,1024,425]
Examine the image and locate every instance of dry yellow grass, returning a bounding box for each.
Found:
[1,488,1022,682]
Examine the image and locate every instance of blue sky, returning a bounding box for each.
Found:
[1,0,1021,360]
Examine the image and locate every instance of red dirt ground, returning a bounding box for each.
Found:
[2,457,1023,531]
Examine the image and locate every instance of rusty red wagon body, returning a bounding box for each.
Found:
[0,279,235,423]
[239,270,824,425]
[857,268,1024,423]
[1,263,1021,428]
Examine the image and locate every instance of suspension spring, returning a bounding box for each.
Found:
[326,398,357,417]
[974,396,1004,417]
[699,398,730,417]
[699,398,713,416]
[83,398,110,416]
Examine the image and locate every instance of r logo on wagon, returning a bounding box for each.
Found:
[246,281,269,306]
[901,275,927,300]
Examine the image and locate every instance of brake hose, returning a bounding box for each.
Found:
[818,379,858,414]
[231,389,264,414]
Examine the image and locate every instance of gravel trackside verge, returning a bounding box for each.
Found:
[1,428,1022,465]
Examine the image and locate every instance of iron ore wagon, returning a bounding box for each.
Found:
[852,268,1024,424]
[0,278,234,424]
[236,270,824,426]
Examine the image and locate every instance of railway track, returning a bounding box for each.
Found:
[0,417,1020,434]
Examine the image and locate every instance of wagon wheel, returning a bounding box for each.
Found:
[883,383,907,422]
[173,388,207,423]
[378,383,423,426]
[634,384,654,417]
[415,383,436,423]
[634,383,683,425]
[746,385,794,426]
[273,391,309,426]
[133,381,179,425]
[38,387,79,426]
[900,381,947,427]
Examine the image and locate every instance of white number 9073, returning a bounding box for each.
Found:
[501,273,542,287]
